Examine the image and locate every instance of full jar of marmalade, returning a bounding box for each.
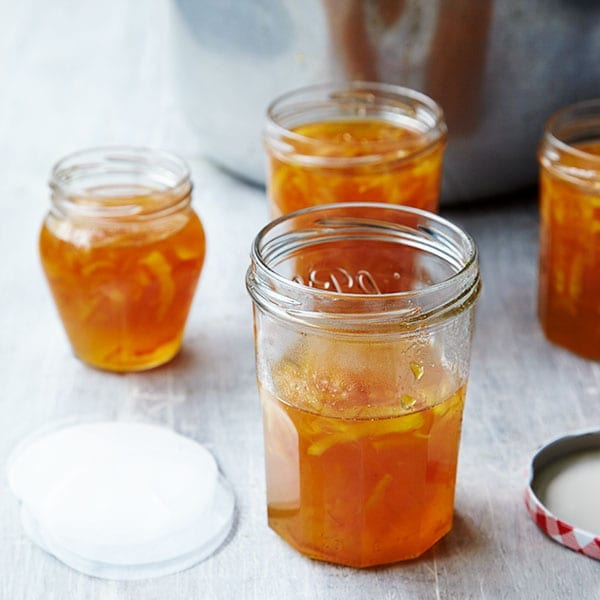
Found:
[246,203,481,567]
[263,82,447,218]
[538,100,600,360]
[40,147,206,372]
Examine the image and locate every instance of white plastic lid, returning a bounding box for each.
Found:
[6,421,235,580]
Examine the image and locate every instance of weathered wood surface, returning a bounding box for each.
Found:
[1,1,598,598]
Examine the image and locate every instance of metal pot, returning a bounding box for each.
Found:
[169,0,600,203]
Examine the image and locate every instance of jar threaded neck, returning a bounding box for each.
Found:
[49,147,193,219]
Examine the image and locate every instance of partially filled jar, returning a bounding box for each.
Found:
[264,82,447,217]
[246,203,480,567]
[538,100,600,359]
[40,147,206,372]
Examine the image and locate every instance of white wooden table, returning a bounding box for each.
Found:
[1,1,598,598]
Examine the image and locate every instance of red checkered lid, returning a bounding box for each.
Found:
[525,430,600,561]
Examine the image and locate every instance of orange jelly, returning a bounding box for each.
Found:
[264,83,447,218]
[538,138,600,359]
[260,341,465,568]
[267,119,445,217]
[40,148,205,371]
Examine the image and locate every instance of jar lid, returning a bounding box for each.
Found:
[525,430,600,561]
[6,421,235,580]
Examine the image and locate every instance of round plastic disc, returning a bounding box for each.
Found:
[7,421,235,580]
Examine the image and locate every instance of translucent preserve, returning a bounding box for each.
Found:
[538,100,600,359]
[40,147,205,372]
[264,82,447,218]
[246,203,480,567]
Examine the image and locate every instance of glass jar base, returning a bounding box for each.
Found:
[541,327,600,361]
[73,338,183,373]
[268,518,453,568]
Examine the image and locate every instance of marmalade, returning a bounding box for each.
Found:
[538,140,600,359]
[40,190,205,371]
[260,339,464,567]
[267,119,445,217]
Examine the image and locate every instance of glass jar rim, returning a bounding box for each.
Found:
[247,202,480,330]
[542,98,600,166]
[49,146,193,219]
[264,81,447,168]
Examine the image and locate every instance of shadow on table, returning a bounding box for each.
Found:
[425,511,485,560]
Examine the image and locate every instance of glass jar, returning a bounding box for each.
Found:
[39,147,206,372]
[263,82,447,218]
[538,100,600,360]
[246,203,480,567]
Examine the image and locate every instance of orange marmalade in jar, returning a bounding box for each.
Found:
[246,203,480,567]
[40,147,206,372]
[538,100,600,359]
[264,82,447,218]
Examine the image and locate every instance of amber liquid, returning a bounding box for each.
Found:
[538,141,600,359]
[260,340,465,567]
[267,119,445,217]
[39,202,205,371]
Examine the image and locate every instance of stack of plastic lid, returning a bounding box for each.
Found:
[7,421,235,580]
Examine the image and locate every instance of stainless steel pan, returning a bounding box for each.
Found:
[170,0,600,202]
